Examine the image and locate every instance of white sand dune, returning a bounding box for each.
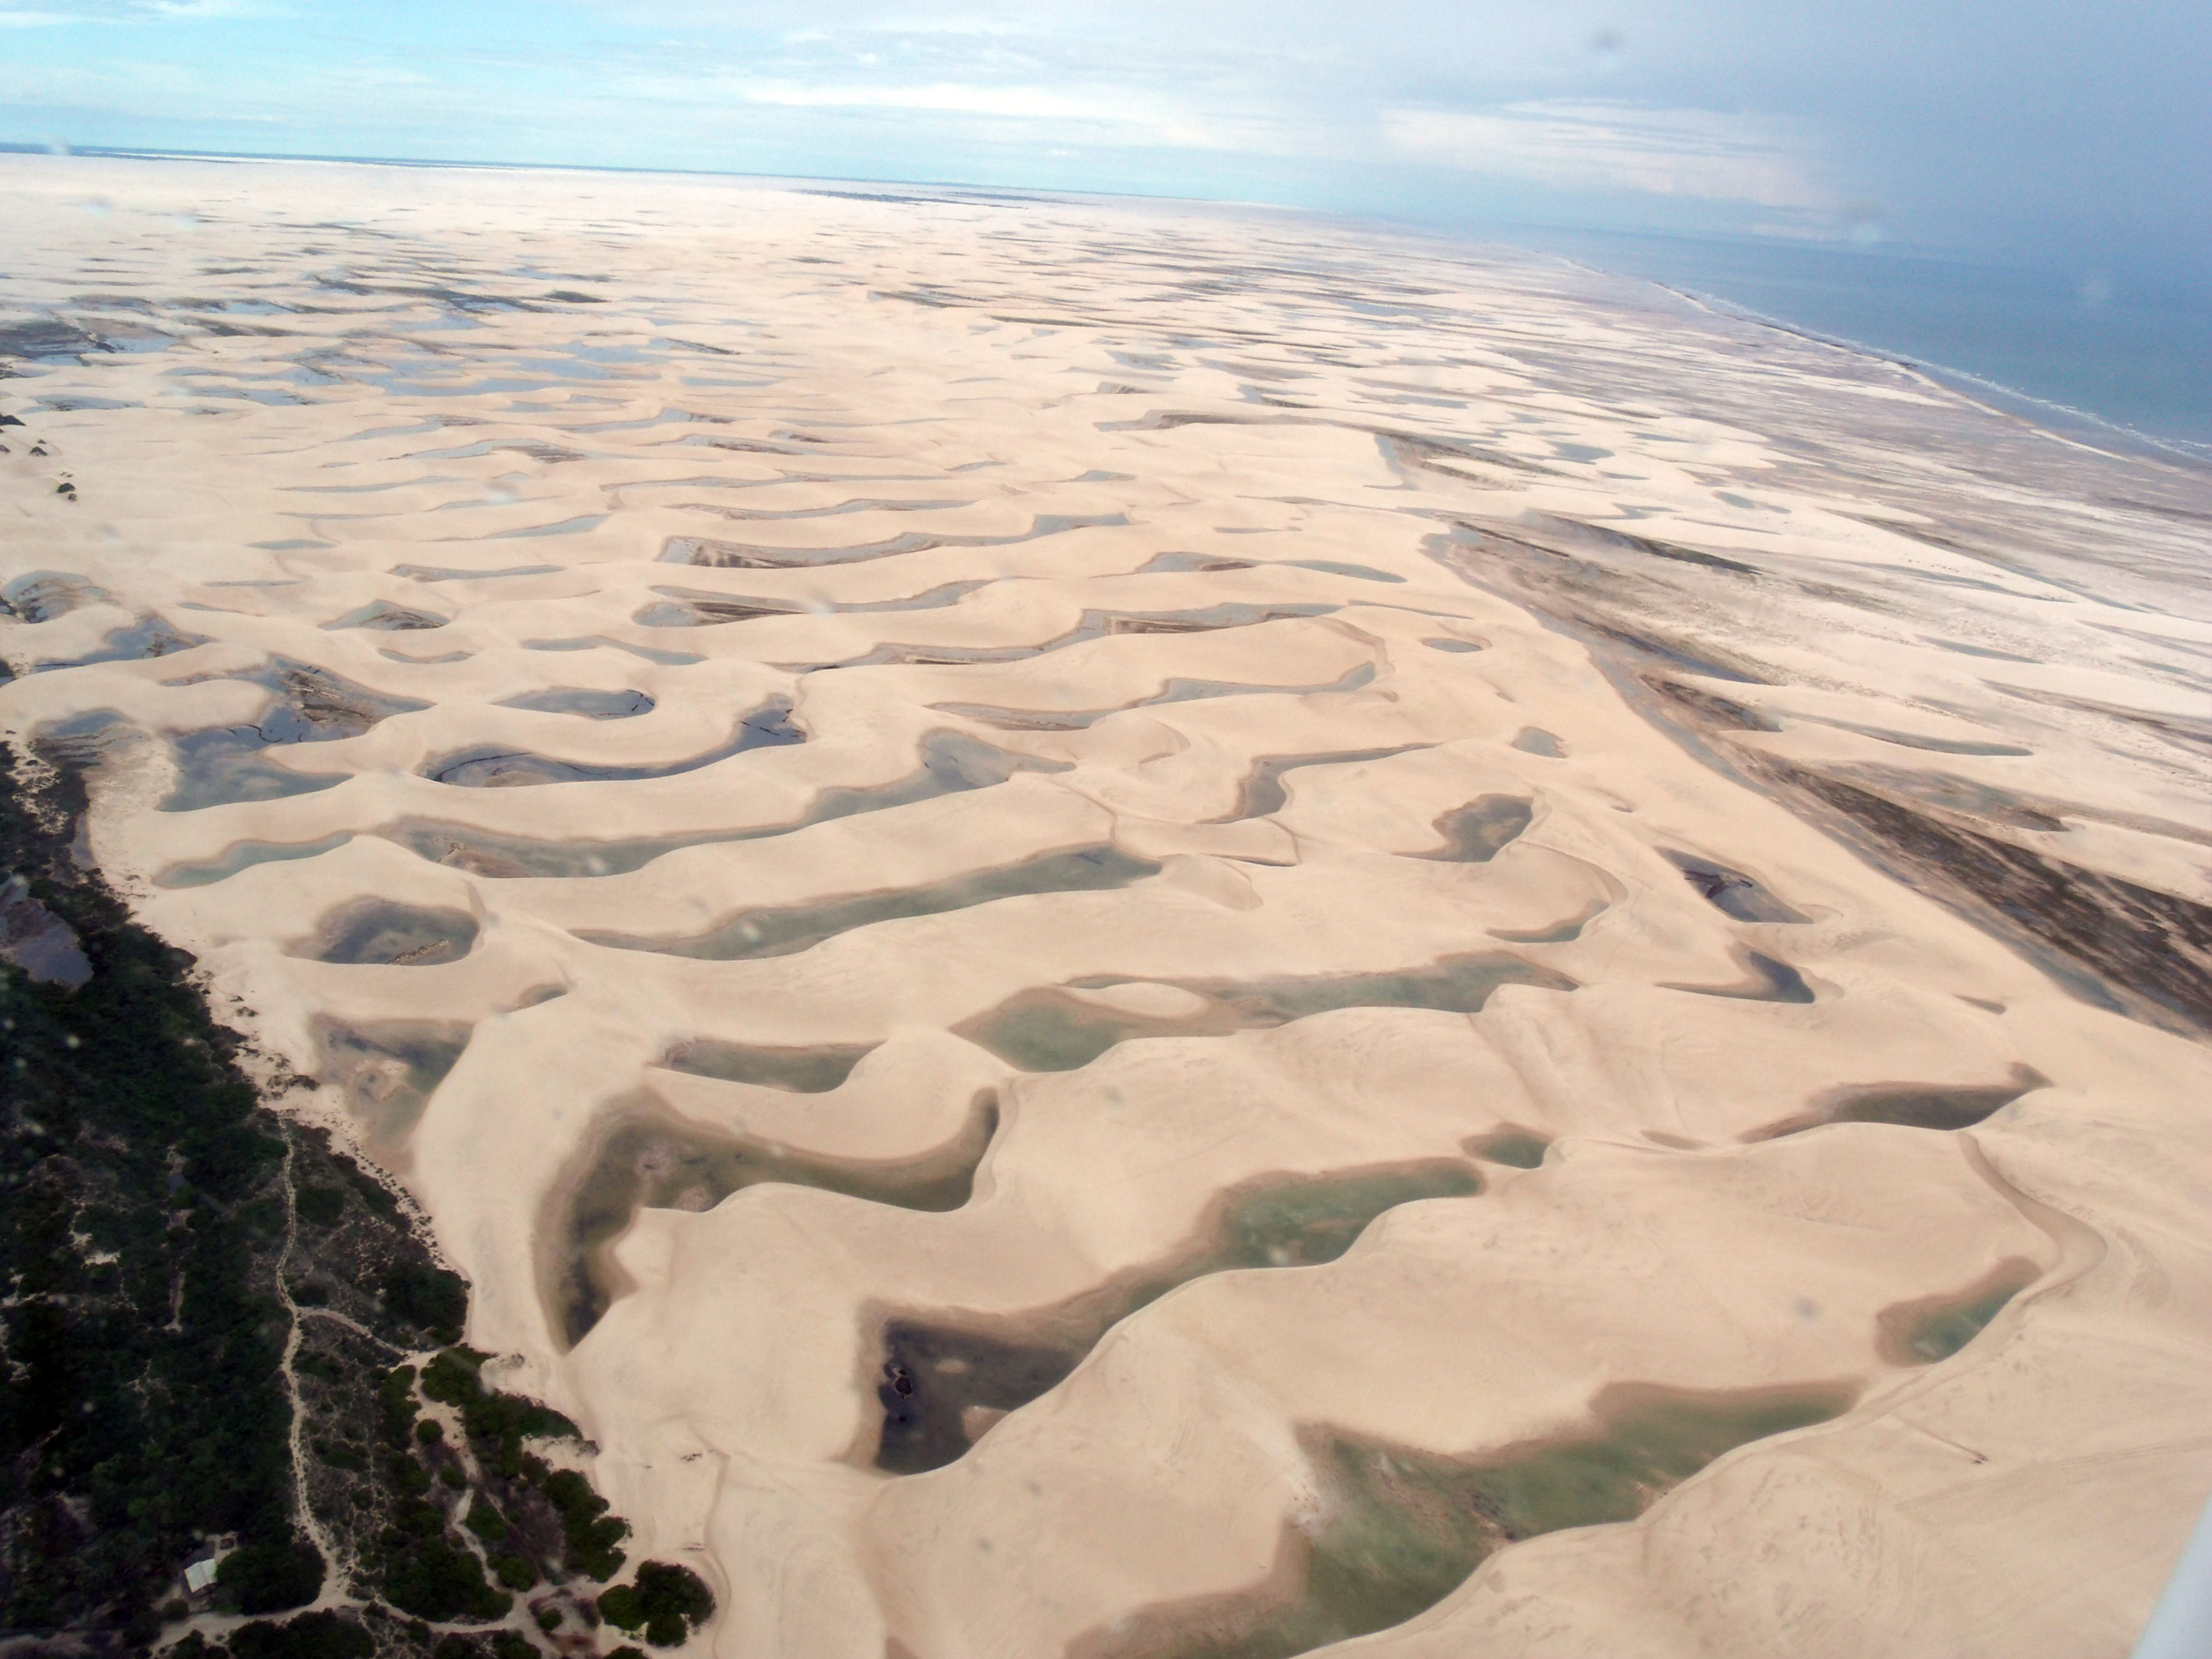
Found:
[4,154,2209,1658]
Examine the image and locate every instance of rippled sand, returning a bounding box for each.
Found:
[4,154,2211,1658]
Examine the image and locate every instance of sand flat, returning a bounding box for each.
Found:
[4,154,2209,1658]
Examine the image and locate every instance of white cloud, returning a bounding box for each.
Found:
[1381,99,1830,209]
[592,68,1269,153]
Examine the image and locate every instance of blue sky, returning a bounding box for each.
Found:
[4,1,2208,289]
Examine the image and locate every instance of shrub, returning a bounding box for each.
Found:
[463,1500,507,1542]
[597,1584,644,1632]
[293,1187,346,1227]
[541,1469,629,1581]
[228,1611,374,1659]
[604,1562,715,1649]
[491,1553,538,1590]
[382,1537,511,1623]
[216,1538,324,1616]
[381,1265,467,1345]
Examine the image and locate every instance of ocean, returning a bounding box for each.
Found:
[1489,225,2212,464]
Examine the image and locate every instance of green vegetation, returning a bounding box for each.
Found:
[597,1561,717,1648]
[419,1348,580,1478]
[217,1540,327,1616]
[383,1535,510,1623]
[226,1611,377,1659]
[542,1465,632,1581]
[0,740,310,1641]
[0,736,665,1655]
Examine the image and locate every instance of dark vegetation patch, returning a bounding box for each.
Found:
[595,1561,715,1649]
[1763,761,2212,1035]
[0,738,655,1653]
[0,739,307,1642]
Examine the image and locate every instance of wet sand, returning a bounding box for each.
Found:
[3,153,2211,1658]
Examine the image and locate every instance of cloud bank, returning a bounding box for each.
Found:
[0,0,2206,282]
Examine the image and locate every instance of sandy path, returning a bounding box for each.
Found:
[3,154,2208,1658]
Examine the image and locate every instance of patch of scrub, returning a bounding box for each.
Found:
[1772,761,2212,1033]
[423,698,800,787]
[583,845,1159,961]
[1663,851,1810,923]
[1090,1387,1851,1659]
[875,1162,1484,1475]
[317,1020,472,1152]
[1415,796,1532,863]
[959,956,1574,1074]
[294,900,478,966]
[386,731,1066,877]
[549,1090,997,1346]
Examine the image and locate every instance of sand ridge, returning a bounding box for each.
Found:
[3,154,2209,1658]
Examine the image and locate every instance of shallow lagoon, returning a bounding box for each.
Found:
[959,955,1576,1074]
[875,1162,1487,1475]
